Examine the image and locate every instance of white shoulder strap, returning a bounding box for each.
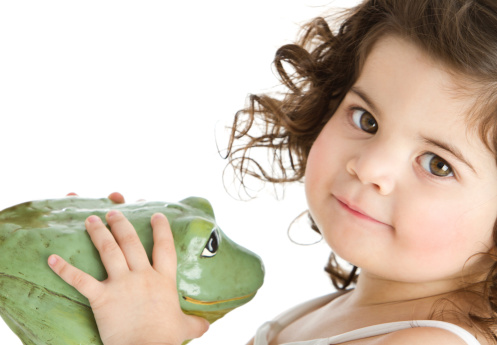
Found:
[283,320,481,345]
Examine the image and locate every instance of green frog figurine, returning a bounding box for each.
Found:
[0,196,265,345]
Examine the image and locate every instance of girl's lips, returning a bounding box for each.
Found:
[335,196,387,226]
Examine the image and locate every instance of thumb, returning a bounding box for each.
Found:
[184,315,210,340]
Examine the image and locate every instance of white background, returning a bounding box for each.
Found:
[0,1,360,344]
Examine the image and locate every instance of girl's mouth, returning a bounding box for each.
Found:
[335,196,387,226]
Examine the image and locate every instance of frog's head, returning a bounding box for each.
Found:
[169,197,264,324]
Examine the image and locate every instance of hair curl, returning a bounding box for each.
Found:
[225,0,497,342]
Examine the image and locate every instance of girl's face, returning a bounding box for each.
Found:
[305,35,497,284]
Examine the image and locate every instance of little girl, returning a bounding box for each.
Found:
[48,0,497,344]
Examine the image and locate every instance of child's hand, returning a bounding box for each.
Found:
[47,210,209,345]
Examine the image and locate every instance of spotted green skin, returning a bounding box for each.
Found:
[0,197,264,345]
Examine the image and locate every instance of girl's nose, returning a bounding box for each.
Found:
[345,143,400,195]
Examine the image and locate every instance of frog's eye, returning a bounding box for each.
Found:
[201,230,219,258]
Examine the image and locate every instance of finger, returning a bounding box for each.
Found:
[85,215,129,276]
[48,254,103,300]
[151,213,177,274]
[105,210,150,271]
[108,192,125,204]
[184,315,210,340]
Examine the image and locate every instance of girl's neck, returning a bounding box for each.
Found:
[344,271,465,307]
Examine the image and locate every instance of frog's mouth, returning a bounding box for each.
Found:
[182,292,256,305]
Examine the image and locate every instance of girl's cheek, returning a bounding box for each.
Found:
[398,201,460,251]
[400,201,492,266]
[304,138,332,198]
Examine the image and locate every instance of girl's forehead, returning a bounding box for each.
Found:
[358,35,483,124]
[357,39,456,109]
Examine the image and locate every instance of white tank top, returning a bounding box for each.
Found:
[253,293,481,345]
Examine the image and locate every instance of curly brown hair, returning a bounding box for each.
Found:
[225,0,497,341]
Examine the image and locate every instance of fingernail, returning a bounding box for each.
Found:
[87,215,101,223]
[107,210,119,218]
[48,255,58,266]
[152,213,166,221]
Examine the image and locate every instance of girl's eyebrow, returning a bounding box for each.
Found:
[350,86,380,116]
[421,137,476,174]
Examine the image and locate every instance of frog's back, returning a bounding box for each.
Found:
[0,197,190,302]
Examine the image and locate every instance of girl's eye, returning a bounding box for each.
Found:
[419,153,454,177]
[351,108,378,134]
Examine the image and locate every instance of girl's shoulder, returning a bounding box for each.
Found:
[249,290,491,345]
[251,322,487,345]
[248,325,485,345]
[365,325,486,345]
